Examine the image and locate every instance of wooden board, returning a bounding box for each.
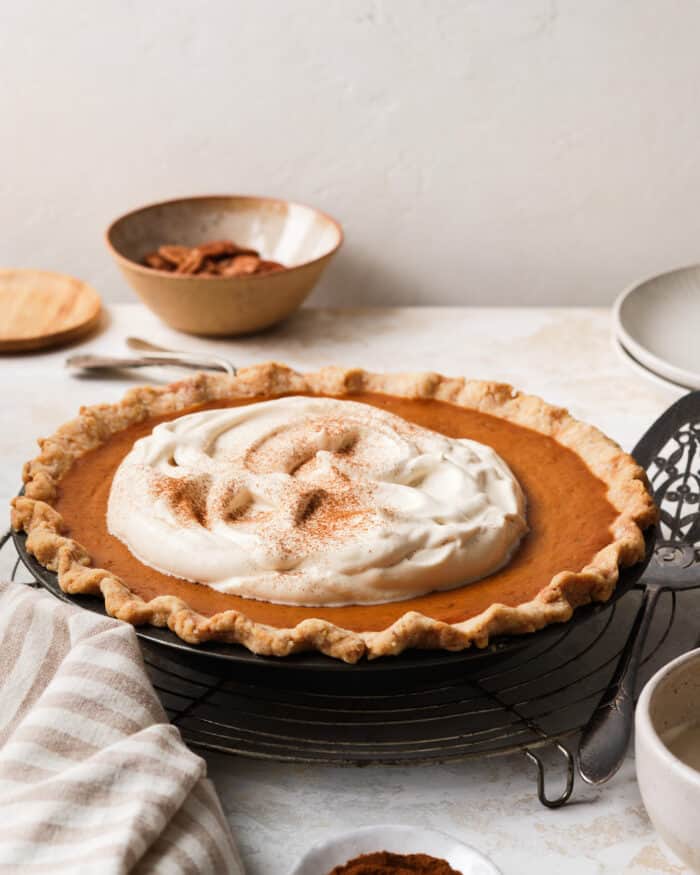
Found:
[0,269,102,352]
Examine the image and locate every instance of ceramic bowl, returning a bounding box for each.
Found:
[287,824,500,875]
[636,648,700,871]
[106,195,343,336]
[613,264,700,390]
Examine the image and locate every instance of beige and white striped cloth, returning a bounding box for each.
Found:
[0,580,243,874]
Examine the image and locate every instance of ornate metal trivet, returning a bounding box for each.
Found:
[649,420,700,563]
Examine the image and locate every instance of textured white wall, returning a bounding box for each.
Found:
[2,0,700,306]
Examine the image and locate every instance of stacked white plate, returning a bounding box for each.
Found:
[613,264,700,394]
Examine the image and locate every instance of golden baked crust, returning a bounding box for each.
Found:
[11,363,657,663]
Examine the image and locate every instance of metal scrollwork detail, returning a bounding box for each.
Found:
[647,421,700,565]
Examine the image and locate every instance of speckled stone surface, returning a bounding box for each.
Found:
[0,305,691,875]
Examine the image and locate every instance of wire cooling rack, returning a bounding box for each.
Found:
[5,530,698,808]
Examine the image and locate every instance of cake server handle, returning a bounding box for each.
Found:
[577,581,662,785]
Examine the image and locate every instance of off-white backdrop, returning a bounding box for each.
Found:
[2,0,700,306]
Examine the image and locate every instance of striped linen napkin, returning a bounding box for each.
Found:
[0,580,243,874]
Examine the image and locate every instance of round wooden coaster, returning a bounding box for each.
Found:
[0,269,102,352]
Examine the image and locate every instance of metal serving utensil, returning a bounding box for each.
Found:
[578,390,700,785]
[126,336,237,375]
[66,337,236,376]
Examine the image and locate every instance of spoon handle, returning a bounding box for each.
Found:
[577,582,662,784]
[124,337,237,375]
[66,353,229,373]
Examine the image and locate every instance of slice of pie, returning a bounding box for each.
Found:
[11,363,657,663]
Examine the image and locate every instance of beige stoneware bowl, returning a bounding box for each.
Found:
[106,195,343,336]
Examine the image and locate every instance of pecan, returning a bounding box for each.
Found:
[199,257,220,275]
[141,239,285,276]
[193,240,261,260]
[231,244,261,257]
[196,240,238,260]
[175,249,205,274]
[214,257,235,274]
[143,252,172,271]
[257,259,285,274]
[157,245,190,267]
[220,254,261,276]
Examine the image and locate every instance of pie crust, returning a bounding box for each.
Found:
[11,363,657,662]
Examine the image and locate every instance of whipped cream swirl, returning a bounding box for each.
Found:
[107,396,527,606]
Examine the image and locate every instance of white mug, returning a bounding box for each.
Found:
[636,647,700,872]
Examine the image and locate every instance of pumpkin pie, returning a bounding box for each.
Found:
[11,363,657,663]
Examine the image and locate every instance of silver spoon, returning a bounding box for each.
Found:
[66,351,236,376]
[126,337,237,375]
[67,338,237,376]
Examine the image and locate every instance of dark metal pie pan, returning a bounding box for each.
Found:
[11,522,654,689]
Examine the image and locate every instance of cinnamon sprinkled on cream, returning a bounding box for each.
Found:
[107,397,527,607]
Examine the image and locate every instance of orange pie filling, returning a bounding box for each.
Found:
[53,392,619,634]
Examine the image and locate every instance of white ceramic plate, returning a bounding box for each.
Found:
[612,333,689,395]
[287,824,500,875]
[613,265,700,390]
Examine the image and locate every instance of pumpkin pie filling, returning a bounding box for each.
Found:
[53,392,619,633]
